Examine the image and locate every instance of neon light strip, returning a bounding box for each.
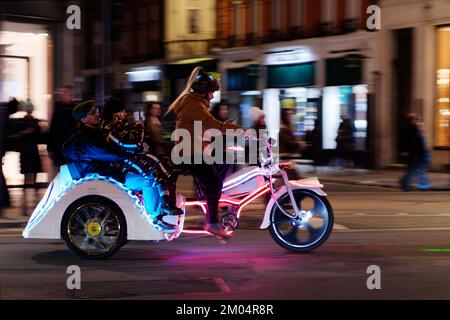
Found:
[222,168,265,191]
[25,174,162,232]
[184,201,207,214]
[237,187,270,218]
[182,229,210,235]
[108,133,140,149]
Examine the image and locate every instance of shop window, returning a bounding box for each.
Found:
[435,26,450,147]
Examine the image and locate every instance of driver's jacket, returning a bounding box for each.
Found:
[62,126,128,181]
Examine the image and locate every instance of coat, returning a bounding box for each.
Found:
[173,92,240,157]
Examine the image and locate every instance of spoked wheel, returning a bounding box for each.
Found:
[269,189,333,252]
[61,196,127,259]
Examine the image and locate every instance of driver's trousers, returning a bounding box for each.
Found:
[185,162,231,224]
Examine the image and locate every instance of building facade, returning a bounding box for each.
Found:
[378,0,450,170]
[215,0,378,167]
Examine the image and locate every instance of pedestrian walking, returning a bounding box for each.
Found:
[17,100,43,215]
[399,113,431,191]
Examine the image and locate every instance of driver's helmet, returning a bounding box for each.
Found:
[191,68,219,94]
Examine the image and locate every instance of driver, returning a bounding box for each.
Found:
[63,100,177,233]
[165,67,241,239]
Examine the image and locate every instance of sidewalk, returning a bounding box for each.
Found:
[309,166,450,190]
[1,167,449,229]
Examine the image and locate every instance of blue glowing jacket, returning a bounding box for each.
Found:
[63,126,128,181]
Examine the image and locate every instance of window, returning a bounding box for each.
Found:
[271,0,281,30]
[251,0,261,36]
[291,0,305,28]
[322,0,336,24]
[188,9,199,34]
[435,26,450,147]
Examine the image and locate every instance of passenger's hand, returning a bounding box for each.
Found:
[136,120,144,126]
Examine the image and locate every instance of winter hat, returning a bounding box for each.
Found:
[73,100,95,122]
[103,97,125,121]
[7,98,19,115]
[250,107,265,123]
[191,68,220,94]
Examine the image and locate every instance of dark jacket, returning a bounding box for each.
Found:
[48,101,76,165]
[63,126,127,181]
[100,119,144,154]
[17,116,42,174]
[0,103,8,156]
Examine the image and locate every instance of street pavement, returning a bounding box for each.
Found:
[1,166,449,228]
[1,172,450,299]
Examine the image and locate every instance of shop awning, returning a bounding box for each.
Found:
[227,64,259,91]
[266,62,316,88]
[326,54,363,86]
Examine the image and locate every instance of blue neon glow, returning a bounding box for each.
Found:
[25,174,163,232]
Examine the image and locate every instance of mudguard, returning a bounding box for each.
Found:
[260,177,327,229]
[22,165,175,241]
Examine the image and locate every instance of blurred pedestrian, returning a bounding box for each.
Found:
[279,108,303,180]
[17,100,43,215]
[279,108,303,159]
[0,98,19,214]
[144,102,166,157]
[399,114,431,191]
[333,117,355,169]
[47,85,76,178]
[211,100,230,122]
[304,120,322,163]
[250,106,266,132]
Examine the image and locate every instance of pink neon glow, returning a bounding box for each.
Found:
[183,183,270,222]
[181,229,210,235]
[185,201,207,214]
[237,187,270,218]
[181,229,234,237]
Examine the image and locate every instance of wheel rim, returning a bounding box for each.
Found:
[272,191,330,249]
[67,203,121,256]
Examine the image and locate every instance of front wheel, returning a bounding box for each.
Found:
[61,196,127,259]
[269,189,333,252]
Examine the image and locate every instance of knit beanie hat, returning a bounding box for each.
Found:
[73,100,95,122]
[103,97,125,121]
[250,107,265,123]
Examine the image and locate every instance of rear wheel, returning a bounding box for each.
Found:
[61,196,127,259]
[269,189,333,252]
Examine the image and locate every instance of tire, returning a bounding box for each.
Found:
[269,189,334,252]
[61,195,127,259]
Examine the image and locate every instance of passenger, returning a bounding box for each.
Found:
[63,100,177,233]
[100,97,182,219]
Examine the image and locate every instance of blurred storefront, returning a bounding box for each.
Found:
[219,33,376,166]
[378,0,450,170]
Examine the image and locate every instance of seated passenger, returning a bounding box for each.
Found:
[63,100,177,233]
[100,98,182,218]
